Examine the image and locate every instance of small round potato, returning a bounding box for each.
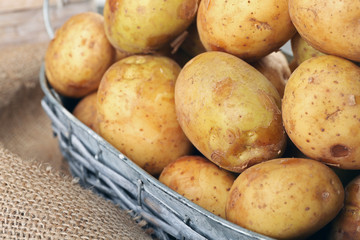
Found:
[159,155,236,218]
[282,55,360,169]
[72,91,99,133]
[97,55,193,176]
[226,158,344,239]
[45,12,115,98]
[197,0,296,61]
[329,175,360,240]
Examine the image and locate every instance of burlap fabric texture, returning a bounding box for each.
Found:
[0,42,68,174]
[0,42,152,239]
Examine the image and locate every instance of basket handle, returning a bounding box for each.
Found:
[43,0,55,39]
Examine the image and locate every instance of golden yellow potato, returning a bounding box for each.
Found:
[226,158,344,239]
[159,155,236,218]
[103,0,199,54]
[72,91,99,133]
[45,12,115,98]
[291,33,325,66]
[282,55,360,169]
[252,51,291,98]
[289,0,360,62]
[197,0,296,61]
[330,175,360,240]
[175,51,286,173]
[97,55,193,176]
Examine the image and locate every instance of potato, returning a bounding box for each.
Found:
[159,155,236,218]
[45,12,115,98]
[282,55,360,169]
[252,51,291,98]
[103,0,199,54]
[175,51,286,173]
[329,175,360,240]
[226,158,344,239]
[97,55,193,176]
[72,92,99,133]
[197,0,296,61]
[289,0,360,62]
[291,33,325,66]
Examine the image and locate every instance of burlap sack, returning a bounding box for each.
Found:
[0,42,152,239]
[0,146,152,239]
[0,42,69,174]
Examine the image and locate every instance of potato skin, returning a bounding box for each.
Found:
[197,0,296,61]
[291,33,325,66]
[45,12,115,98]
[289,0,360,62]
[226,158,344,240]
[175,51,286,173]
[97,55,193,176]
[252,51,291,98]
[103,0,199,54]
[282,55,360,169]
[159,156,235,218]
[72,92,99,133]
[330,175,360,240]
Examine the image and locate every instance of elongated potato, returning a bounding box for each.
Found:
[175,51,286,173]
[97,55,193,176]
[226,158,344,239]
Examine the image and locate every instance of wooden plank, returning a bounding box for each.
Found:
[0,1,95,48]
[0,0,89,13]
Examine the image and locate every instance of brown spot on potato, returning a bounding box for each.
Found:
[213,77,234,102]
[249,18,272,31]
[331,144,349,157]
[108,0,118,12]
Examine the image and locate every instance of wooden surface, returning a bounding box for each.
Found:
[0,0,98,48]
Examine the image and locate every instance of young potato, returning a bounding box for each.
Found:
[282,55,360,169]
[289,0,360,62]
[97,55,193,176]
[252,51,291,98]
[103,0,199,54]
[159,155,236,218]
[72,92,99,133]
[291,33,325,66]
[226,158,344,240]
[197,0,296,61]
[329,175,360,240]
[45,12,115,98]
[175,51,286,173]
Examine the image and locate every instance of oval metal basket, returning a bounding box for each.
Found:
[40,1,274,239]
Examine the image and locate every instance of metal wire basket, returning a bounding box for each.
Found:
[40,1,274,239]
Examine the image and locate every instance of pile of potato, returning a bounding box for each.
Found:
[44,0,360,239]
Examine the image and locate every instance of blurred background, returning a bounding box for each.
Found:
[0,0,105,48]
